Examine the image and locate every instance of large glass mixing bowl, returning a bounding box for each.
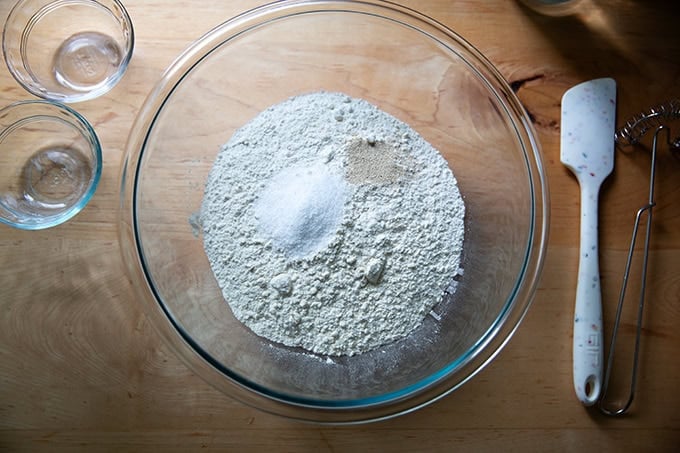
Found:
[120,0,549,423]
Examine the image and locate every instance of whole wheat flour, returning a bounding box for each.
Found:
[200,91,465,356]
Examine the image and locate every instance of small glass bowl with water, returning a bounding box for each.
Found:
[0,100,101,230]
[2,0,134,103]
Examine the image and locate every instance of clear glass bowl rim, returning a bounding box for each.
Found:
[119,0,550,423]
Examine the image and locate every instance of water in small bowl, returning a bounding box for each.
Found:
[53,31,124,93]
[12,146,92,212]
[0,101,101,230]
[2,0,134,103]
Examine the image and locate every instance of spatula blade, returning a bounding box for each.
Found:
[561,77,616,183]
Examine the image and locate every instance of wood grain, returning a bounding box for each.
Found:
[1,0,679,451]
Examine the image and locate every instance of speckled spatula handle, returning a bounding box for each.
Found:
[572,182,604,406]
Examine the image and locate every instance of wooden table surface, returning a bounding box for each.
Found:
[1,0,679,451]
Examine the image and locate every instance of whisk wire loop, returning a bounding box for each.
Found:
[615,99,680,147]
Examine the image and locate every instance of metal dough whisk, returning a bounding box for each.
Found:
[598,99,680,416]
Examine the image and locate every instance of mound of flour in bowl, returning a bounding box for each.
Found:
[200,91,465,356]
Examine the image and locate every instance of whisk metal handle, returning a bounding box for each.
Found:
[598,125,665,416]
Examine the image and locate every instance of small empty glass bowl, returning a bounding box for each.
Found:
[0,100,101,230]
[2,0,134,103]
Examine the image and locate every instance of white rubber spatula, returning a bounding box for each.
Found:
[560,77,616,406]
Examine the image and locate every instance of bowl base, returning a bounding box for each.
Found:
[52,31,123,92]
[22,147,91,206]
[1,146,92,222]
